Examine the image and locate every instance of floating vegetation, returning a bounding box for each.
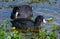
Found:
[5,19,9,32]
[0,18,58,39]
[32,0,40,3]
[52,24,56,31]
[5,0,9,2]
[56,25,60,30]
[27,0,40,5]
[9,5,16,8]
[0,24,4,31]
[5,19,9,24]
[27,0,50,5]
[0,7,2,9]
[41,0,50,2]
[13,0,16,1]
[47,18,53,23]
[39,24,57,39]
[0,24,5,39]
[0,31,5,39]
[7,33,23,39]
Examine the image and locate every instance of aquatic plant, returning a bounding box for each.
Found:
[5,19,9,32]
[5,19,9,25]
[0,7,2,9]
[50,24,56,39]
[27,0,41,5]
[56,25,60,30]
[11,27,16,31]
[0,24,4,31]
[27,0,50,5]
[49,31,56,39]
[39,30,47,39]
[46,35,50,39]
[0,18,58,39]
[39,29,56,39]
[7,33,23,39]
[52,24,56,31]
[13,0,16,1]
[41,0,50,3]
[39,24,57,39]
[9,5,15,8]
[0,25,5,39]
[47,18,53,23]
[5,0,9,2]
[0,31,5,39]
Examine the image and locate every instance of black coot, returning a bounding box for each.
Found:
[10,5,33,19]
[11,15,46,29]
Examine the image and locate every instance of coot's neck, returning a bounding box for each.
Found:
[34,21,41,26]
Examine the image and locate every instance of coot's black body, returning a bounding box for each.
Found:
[11,15,44,29]
[10,5,33,19]
[11,18,34,29]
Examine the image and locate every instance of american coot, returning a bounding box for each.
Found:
[10,5,33,19]
[11,15,46,29]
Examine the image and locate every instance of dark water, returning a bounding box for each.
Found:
[0,0,60,39]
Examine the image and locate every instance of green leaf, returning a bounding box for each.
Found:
[5,19,9,24]
[1,24,4,31]
[0,31,5,36]
[46,36,50,39]
[49,31,55,37]
[7,36,11,39]
[0,36,4,39]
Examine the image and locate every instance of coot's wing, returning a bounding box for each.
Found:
[11,21,23,29]
[16,19,34,29]
[11,18,34,29]
[22,21,34,29]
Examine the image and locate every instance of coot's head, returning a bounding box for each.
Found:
[10,6,19,19]
[34,15,46,26]
[10,5,33,19]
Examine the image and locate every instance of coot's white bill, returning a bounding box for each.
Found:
[43,19,46,23]
[16,12,19,18]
